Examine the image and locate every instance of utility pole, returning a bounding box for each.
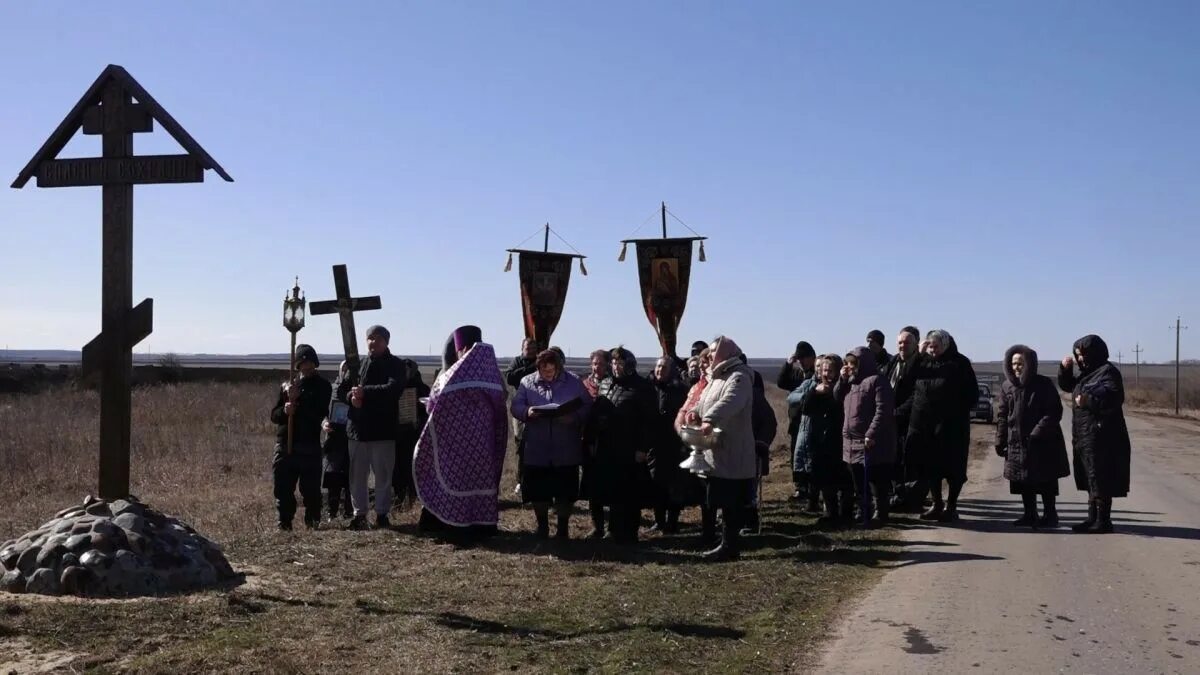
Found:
[1171,317,1188,416]
[1132,343,1144,388]
[1117,350,1123,367]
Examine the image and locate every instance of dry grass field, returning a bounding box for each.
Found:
[0,378,991,673]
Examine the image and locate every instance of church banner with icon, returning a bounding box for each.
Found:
[517,251,576,349]
[630,237,702,359]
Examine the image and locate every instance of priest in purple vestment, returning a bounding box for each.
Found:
[414,325,509,536]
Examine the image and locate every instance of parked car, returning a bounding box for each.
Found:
[970,383,994,424]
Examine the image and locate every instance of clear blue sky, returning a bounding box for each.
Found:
[2,1,1197,362]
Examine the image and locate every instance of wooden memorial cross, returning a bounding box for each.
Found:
[309,264,382,380]
[10,65,232,499]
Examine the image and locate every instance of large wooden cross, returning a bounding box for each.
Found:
[309,264,382,380]
[11,65,232,499]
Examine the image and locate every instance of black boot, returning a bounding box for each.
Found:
[555,505,571,539]
[704,508,741,561]
[1014,493,1038,527]
[651,507,667,532]
[535,507,550,540]
[588,503,606,539]
[922,482,945,520]
[938,481,962,523]
[327,489,340,520]
[839,492,857,522]
[740,507,760,536]
[1088,497,1114,533]
[1072,498,1098,532]
[874,493,890,527]
[1037,494,1059,528]
[817,489,839,525]
[665,508,681,534]
[700,505,718,545]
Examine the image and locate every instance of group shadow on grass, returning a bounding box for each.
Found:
[390,498,1006,568]
[400,492,1200,565]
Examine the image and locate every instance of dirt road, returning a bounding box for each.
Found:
[814,411,1200,674]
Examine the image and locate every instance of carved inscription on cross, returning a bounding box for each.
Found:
[11,65,232,499]
[309,264,382,381]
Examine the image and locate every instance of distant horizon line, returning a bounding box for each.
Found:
[3,349,1196,368]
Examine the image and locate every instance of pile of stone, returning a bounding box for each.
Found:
[0,496,235,597]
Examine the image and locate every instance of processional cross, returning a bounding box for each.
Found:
[309,264,382,381]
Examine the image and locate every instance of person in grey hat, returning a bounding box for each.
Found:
[269,344,332,530]
[335,324,409,530]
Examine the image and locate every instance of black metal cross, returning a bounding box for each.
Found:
[309,264,382,378]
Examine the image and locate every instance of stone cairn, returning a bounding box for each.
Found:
[0,496,235,597]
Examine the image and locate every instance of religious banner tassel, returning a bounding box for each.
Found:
[618,242,627,262]
[504,252,513,273]
[579,258,588,276]
[698,240,707,262]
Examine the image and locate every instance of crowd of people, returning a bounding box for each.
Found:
[268,323,1133,561]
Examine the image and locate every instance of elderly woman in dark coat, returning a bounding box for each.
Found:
[788,354,851,524]
[835,347,896,526]
[511,349,592,539]
[907,330,979,523]
[1058,335,1131,534]
[996,345,1069,528]
[585,347,657,544]
[648,356,695,533]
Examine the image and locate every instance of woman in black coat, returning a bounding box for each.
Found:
[584,347,658,544]
[1058,335,1131,534]
[996,345,1069,528]
[648,357,698,533]
[907,330,979,522]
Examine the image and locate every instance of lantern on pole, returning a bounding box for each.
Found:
[283,278,306,453]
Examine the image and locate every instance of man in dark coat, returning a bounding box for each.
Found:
[505,338,540,490]
[997,345,1070,527]
[884,326,925,511]
[392,358,430,508]
[270,344,333,530]
[648,356,692,533]
[907,330,978,523]
[335,325,409,530]
[1058,334,1131,534]
[585,347,658,543]
[322,361,353,521]
[778,341,817,504]
[866,330,892,370]
[742,353,778,534]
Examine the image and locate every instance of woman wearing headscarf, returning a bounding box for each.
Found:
[584,347,657,543]
[835,346,896,526]
[907,329,979,523]
[685,336,757,561]
[510,349,591,539]
[648,356,691,533]
[778,342,817,504]
[788,354,852,524]
[996,345,1069,527]
[1058,335,1131,533]
[675,347,719,543]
